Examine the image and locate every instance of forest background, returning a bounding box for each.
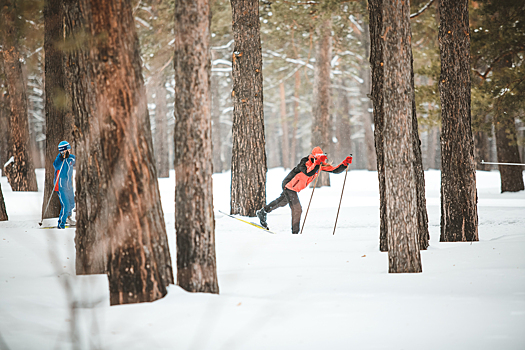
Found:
[1,0,524,179]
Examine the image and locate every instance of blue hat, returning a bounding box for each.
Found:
[58,141,71,152]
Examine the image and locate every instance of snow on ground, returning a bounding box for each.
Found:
[1,168,524,350]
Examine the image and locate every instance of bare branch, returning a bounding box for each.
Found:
[410,0,436,19]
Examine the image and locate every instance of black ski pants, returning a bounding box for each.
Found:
[264,188,302,234]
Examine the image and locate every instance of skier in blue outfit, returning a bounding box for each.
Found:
[53,141,76,229]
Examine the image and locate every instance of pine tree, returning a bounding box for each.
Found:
[438,0,479,242]
[64,0,174,305]
[0,0,38,192]
[174,0,219,294]
[0,184,7,221]
[229,0,267,216]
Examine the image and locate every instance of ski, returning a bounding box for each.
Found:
[40,225,75,229]
[218,210,276,234]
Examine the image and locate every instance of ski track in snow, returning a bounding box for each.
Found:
[0,168,524,350]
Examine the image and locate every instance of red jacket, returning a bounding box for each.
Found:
[283,156,347,192]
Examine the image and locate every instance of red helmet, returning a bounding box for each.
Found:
[311,146,324,157]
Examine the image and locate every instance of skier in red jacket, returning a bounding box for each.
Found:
[256,146,352,234]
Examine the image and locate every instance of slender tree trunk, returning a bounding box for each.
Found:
[383,0,422,273]
[410,51,429,251]
[66,0,174,305]
[230,0,267,216]
[0,55,11,177]
[495,117,524,192]
[426,126,438,170]
[439,0,478,242]
[279,82,290,169]
[474,130,491,171]
[0,184,7,221]
[211,72,224,173]
[43,0,73,218]
[368,0,388,252]
[0,1,38,192]
[311,18,332,187]
[174,0,219,294]
[154,75,169,178]
[290,69,301,166]
[361,22,377,171]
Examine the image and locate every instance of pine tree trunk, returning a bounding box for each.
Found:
[368,0,388,252]
[154,76,169,178]
[383,0,422,273]
[0,1,38,192]
[43,0,74,219]
[426,126,439,170]
[495,117,524,192]
[230,0,267,216]
[439,0,478,242]
[290,69,301,166]
[0,55,10,177]
[279,82,290,169]
[65,0,174,305]
[360,23,377,172]
[211,73,224,173]
[311,19,332,187]
[0,184,7,221]
[474,130,491,171]
[174,0,219,294]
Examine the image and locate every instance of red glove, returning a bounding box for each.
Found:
[343,155,353,166]
[314,154,327,165]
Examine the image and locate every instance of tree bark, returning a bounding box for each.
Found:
[368,0,388,252]
[0,0,38,192]
[0,184,7,221]
[474,130,491,171]
[495,117,524,192]
[174,0,219,294]
[154,76,170,178]
[211,72,224,173]
[360,22,377,171]
[279,82,290,169]
[383,0,422,273]
[290,69,301,166]
[65,0,174,305]
[230,0,267,216]
[426,126,439,170]
[438,0,478,242]
[43,0,74,219]
[311,19,332,187]
[0,55,11,177]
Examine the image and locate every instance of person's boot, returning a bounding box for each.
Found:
[66,216,76,226]
[256,208,268,229]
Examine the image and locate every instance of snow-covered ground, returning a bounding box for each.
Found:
[1,168,524,350]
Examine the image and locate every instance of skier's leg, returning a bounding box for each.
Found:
[284,189,302,234]
[264,192,288,213]
[57,190,68,229]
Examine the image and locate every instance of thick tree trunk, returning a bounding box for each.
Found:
[174,0,219,294]
[311,19,332,187]
[154,76,169,178]
[0,1,38,192]
[290,70,301,166]
[382,0,422,273]
[66,0,174,305]
[495,117,524,192]
[368,0,388,252]
[360,23,377,172]
[43,0,74,219]
[230,0,267,216]
[438,0,478,242]
[0,184,7,221]
[279,82,290,169]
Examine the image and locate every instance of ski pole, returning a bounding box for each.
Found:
[333,160,350,235]
[300,172,320,235]
[480,160,525,166]
[39,159,65,226]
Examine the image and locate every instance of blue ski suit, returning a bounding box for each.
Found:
[53,153,76,228]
